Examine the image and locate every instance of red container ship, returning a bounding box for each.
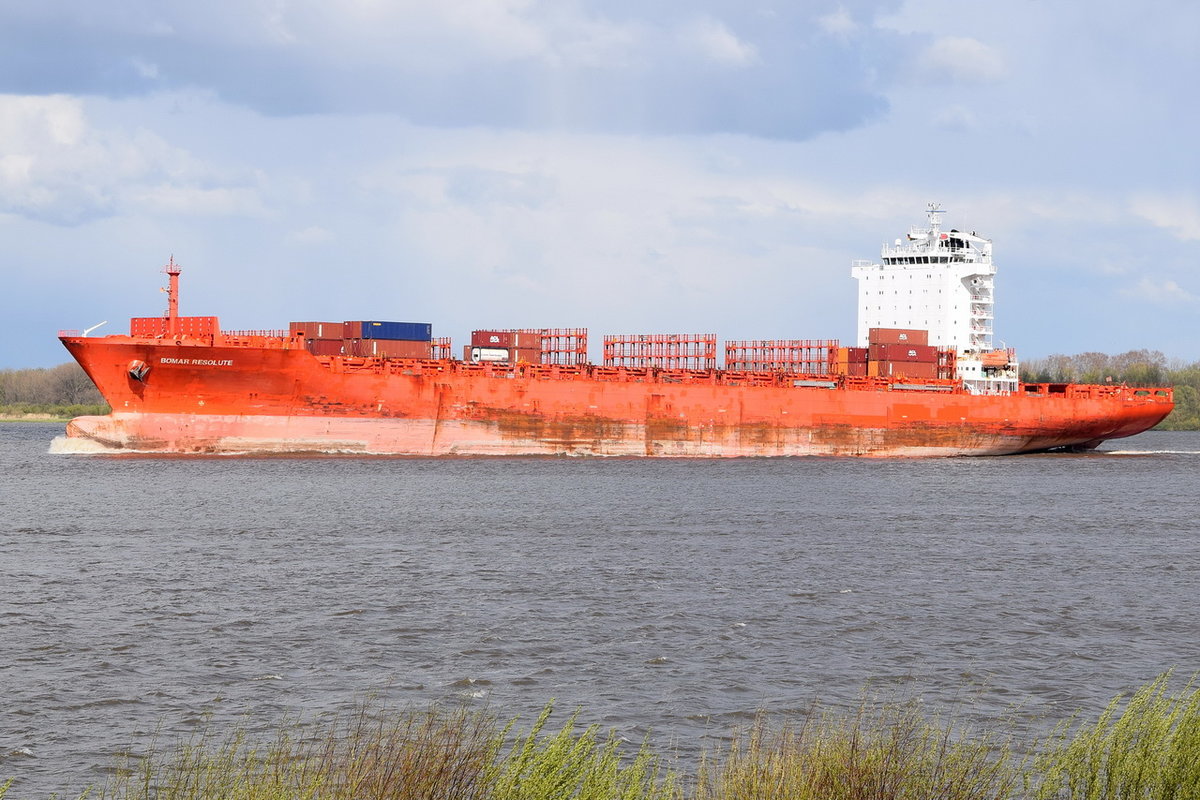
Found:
[58,218,1174,457]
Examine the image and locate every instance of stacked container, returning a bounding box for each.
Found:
[290,319,434,359]
[833,346,869,376]
[466,330,544,365]
[290,322,344,339]
[343,319,433,359]
[346,321,432,341]
[866,328,938,379]
[291,321,345,356]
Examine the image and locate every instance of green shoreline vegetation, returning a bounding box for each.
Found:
[0,403,109,421]
[1020,350,1200,430]
[3,351,1199,428]
[5,674,1200,800]
[0,363,108,422]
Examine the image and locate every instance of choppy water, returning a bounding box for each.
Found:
[2,422,1199,796]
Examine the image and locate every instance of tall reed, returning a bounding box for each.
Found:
[1033,672,1200,800]
[486,703,680,800]
[98,703,502,800]
[694,699,1023,800]
[92,700,678,800]
[9,674,1200,799]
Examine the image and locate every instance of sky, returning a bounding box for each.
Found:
[2,0,1197,368]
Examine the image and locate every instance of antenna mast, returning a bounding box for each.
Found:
[163,256,182,336]
[926,202,945,234]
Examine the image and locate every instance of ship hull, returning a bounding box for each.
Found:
[59,338,1174,458]
[62,410,1146,457]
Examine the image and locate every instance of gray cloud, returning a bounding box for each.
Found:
[0,1,903,140]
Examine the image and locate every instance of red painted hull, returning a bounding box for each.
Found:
[59,336,1174,457]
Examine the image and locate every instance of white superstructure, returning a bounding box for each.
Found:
[851,205,1018,393]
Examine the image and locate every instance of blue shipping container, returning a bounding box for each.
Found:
[357,321,432,341]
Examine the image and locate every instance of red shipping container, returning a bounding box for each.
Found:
[290,321,344,339]
[868,328,929,346]
[846,346,868,363]
[472,330,511,348]
[343,321,363,339]
[471,330,543,349]
[344,339,431,358]
[132,316,218,337]
[511,347,542,364]
[131,317,167,337]
[306,339,344,356]
[869,343,938,362]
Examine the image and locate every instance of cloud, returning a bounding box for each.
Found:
[286,226,335,246]
[1120,277,1198,306]
[0,93,263,225]
[128,185,268,217]
[0,3,893,140]
[817,8,858,38]
[129,57,160,80]
[1129,194,1200,242]
[917,36,1005,84]
[678,16,759,67]
[933,104,976,131]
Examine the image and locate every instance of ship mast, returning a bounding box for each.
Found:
[163,256,182,336]
[926,202,945,234]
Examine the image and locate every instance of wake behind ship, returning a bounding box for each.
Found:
[58,209,1173,457]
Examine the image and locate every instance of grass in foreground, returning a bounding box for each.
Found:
[694,700,1022,800]
[6,673,1200,800]
[1032,671,1200,800]
[86,701,677,800]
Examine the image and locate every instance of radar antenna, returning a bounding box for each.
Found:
[926,202,946,233]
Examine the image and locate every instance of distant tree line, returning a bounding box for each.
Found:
[0,363,108,417]
[1020,349,1199,430]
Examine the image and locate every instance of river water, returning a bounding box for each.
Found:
[2,422,1198,796]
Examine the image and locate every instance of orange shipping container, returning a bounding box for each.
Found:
[868,328,929,346]
[881,361,939,379]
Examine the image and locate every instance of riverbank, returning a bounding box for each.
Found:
[0,404,108,422]
[5,674,1196,800]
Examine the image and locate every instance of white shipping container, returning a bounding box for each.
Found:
[471,347,511,363]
